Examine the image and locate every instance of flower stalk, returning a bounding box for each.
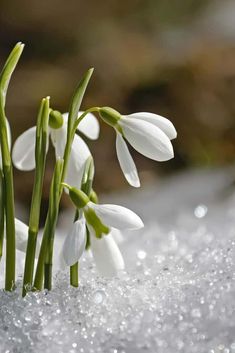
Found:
[44,158,64,290]
[22,97,50,296]
[70,156,95,287]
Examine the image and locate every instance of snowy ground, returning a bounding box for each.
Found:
[1,167,235,353]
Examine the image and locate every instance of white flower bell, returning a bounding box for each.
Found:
[99,108,177,188]
[62,192,143,276]
[89,228,125,277]
[12,111,99,189]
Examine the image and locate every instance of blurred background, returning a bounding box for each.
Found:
[1,0,235,213]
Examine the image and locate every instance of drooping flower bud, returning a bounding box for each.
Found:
[49,110,64,129]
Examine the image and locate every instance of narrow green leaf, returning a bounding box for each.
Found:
[22,97,50,296]
[0,42,24,107]
[67,68,94,136]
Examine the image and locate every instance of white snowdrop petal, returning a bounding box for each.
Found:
[116,133,140,188]
[90,232,125,277]
[120,117,174,161]
[88,202,144,230]
[125,112,177,140]
[65,134,91,189]
[50,122,67,159]
[77,111,100,140]
[15,218,29,253]
[62,218,87,266]
[12,127,37,171]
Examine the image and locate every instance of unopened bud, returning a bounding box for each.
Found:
[49,110,63,129]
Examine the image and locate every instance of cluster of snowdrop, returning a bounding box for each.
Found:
[0,43,176,295]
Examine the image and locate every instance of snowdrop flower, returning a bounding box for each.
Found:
[62,187,143,276]
[12,111,99,188]
[99,107,177,187]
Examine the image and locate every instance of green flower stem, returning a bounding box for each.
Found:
[70,209,79,287]
[0,42,24,290]
[22,97,50,297]
[33,68,94,291]
[0,171,5,259]
[70,157,94,287]
[3,166,16,290]
[44,159,63,290]
[34,159,63,291]
[72,107,99,136]
[70,263,79,287]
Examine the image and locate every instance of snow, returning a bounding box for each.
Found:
[1,167,235,353]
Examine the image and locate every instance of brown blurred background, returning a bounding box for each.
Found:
[1,0,235,211]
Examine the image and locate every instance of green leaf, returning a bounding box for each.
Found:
[0,42,24,107]
[67,68,94,136]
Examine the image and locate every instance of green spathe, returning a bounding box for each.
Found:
[99,107,121,127]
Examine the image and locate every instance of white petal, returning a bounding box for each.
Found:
[90,231,125,277]
[125,112,177,140]
[77,111,100,140]
[15,218,28,253]
[111,228,125,244]
[63,111,100,140]
[65,134,91,189]
[50,123,67,159]
[62,218,87,266]
[119,117,174,161]
[51,116,92,190]
[12,127,37,171]
[88,202,144,230]
[116,132,140,187]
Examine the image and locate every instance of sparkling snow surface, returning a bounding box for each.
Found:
[1,168,235,353]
